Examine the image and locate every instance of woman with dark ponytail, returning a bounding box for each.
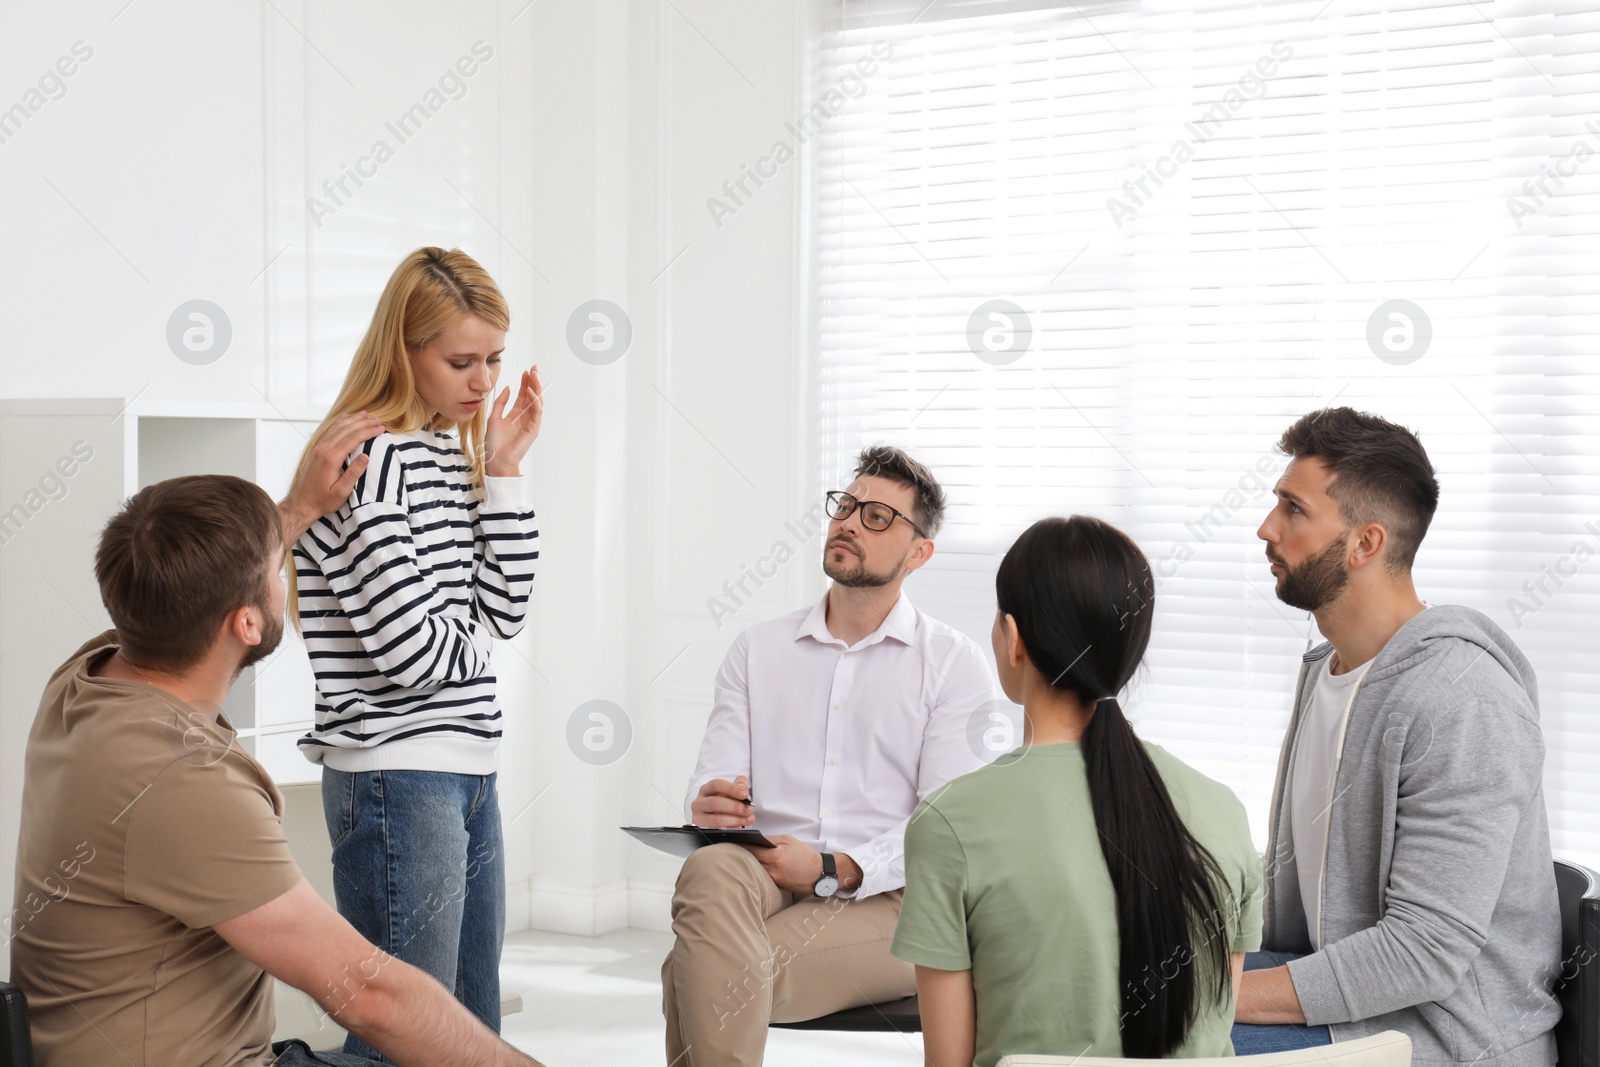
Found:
[890,516,1263,1067]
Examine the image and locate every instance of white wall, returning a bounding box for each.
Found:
[0,0,817,967]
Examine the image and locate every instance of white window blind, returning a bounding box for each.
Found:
[808,0,1600,863]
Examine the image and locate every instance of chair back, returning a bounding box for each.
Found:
[0,980,32,1067]
[1555,859,1600,1067]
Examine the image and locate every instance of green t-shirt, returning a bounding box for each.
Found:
[891,741,1263,1067]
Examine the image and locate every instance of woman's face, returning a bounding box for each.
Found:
[409,313,507,423]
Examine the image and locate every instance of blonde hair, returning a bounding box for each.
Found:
[287,246,510,628]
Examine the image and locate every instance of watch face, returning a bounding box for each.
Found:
[814,875,840,898]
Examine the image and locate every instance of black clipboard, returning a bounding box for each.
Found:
[621,825,776,859]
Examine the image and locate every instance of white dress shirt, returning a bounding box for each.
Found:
[684,590,998,899]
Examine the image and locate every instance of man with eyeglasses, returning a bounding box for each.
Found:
[660,445,998,1067]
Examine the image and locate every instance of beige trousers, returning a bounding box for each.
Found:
[660,843,915,1066]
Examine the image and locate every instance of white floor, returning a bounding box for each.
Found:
[498,927,925,1067]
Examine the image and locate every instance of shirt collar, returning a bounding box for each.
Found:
[794,588,918,651]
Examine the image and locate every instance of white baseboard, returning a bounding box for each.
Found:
[525,878,630,936]
[505,876,532,934]
[508,878,676,936]
[626,879,674,933]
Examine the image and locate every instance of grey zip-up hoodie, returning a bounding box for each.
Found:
[1263,604,1563,1067]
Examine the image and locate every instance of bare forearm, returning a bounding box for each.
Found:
[352,959,543,1067]
[916,966,976,1067]
[1235,965,1306,1025]
[277,500,316,549]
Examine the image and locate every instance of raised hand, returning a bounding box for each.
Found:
[484,365,544,477]
[279,411,385,544]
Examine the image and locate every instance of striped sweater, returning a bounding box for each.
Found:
[293,426,539,773]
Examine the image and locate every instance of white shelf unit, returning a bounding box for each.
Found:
[0,397,332,783]
[136,406,333,783]
[0,397,332,970]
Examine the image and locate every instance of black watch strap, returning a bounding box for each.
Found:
[821,852,837,879]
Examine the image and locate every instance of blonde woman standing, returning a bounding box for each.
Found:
[290,247,542,1061]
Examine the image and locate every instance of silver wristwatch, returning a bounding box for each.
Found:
[813,852,840,898]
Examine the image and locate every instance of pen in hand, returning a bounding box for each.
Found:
[691,774,755,827]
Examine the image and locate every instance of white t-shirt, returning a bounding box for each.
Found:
[1290,651,1373,948]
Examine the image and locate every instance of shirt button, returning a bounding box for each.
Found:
[832,702,840,710]
[824,810,833,818]
[829,757,838,765]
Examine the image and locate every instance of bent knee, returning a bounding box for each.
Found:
[678,842,760,886]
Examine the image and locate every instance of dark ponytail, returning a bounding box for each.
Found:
[996,516,1232,1057]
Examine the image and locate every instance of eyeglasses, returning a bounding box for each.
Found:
[825,490,929,538]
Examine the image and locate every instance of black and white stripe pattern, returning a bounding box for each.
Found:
[294,427,538,772]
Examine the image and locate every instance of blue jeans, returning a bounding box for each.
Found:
[322,768,505,1063]
[1231,950,1334,1055]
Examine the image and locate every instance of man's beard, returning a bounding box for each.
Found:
[237,601,285,674]
[1272,536,1351,612]
[822,538,906,589]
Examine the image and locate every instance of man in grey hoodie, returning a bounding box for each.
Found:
[1232,407,1562,1067]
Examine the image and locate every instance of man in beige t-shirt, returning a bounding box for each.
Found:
[7,419,549,1067]
[11,630,303,1066]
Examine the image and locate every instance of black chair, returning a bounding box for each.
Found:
[771,993,921,1034]
[1555,859,1599,1067]
[0,979,31,1067]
